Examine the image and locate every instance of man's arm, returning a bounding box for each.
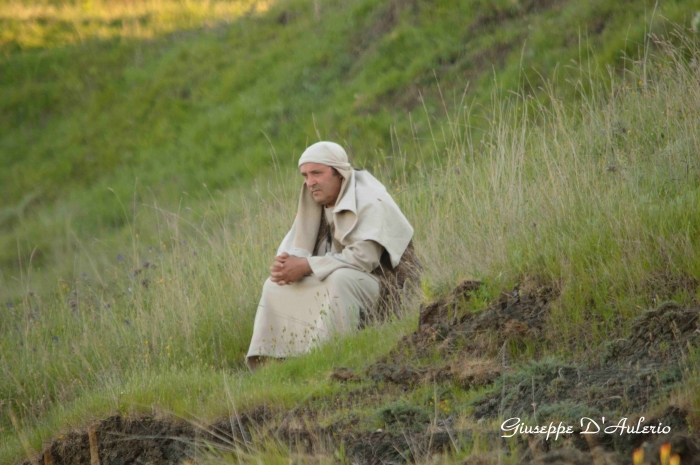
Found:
[307,240,383,281]
[270,240,384,284]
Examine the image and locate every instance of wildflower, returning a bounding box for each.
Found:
[633,448,644,465]
[117,254,125,262]
[670,455,680,465]
[660,443,671,465]
[6,302,13,309]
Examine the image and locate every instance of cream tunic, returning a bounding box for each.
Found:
[308,208,384,277]
[246,207,383,360]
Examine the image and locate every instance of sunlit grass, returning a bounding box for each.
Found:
[0,0,271,52]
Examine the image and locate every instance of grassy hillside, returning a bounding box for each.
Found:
[2,0,700,463]
[2,0,697,300]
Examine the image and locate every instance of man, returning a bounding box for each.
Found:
[246,141,419,371]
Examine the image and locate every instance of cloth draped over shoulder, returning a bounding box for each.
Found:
[278,141,414,269]
[315,208,421,317]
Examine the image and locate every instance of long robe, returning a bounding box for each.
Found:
[246,209,381,359]
[246,270,380,358]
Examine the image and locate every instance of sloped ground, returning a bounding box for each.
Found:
[25,279,700,464]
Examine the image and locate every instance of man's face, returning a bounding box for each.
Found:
[300,162,343,207]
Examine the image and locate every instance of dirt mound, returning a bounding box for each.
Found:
[375,279,699,430]
[367,278,700,462]
[366,363,427,386]
[28,416,195,465]
[418,277,555,357]
[25,408,453,465]
[473,301,699,424]
[329,366,362,383]
[369,277,556,380]
[418,279,483,327]
[604,301,699,365]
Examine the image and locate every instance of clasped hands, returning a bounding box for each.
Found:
[269,252,312,285]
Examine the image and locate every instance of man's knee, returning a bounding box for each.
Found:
[325,268,378,296]
[325,268,355,290]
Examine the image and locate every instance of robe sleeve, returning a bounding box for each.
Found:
[276,216,312,258]
[306,240,383,281]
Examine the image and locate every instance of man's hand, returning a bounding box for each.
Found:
[269,252,312,285]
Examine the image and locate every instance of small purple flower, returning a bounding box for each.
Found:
[6,301,13,309]
[52,336,59,343]
[149,245,154,252]
[81,273,88,280]
[117,254,125,262]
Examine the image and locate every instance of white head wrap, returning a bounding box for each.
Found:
[298,141,352,177]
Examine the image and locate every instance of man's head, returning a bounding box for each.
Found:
[297,142,352,208]
[300,162,342,207]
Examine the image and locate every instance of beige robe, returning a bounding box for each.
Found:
[246,208,381,359]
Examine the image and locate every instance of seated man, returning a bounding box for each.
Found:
[246,141,419,371]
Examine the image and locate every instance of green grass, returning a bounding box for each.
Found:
[2,0,700,463]
[0,0,266,54]
[2,0,699,295]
